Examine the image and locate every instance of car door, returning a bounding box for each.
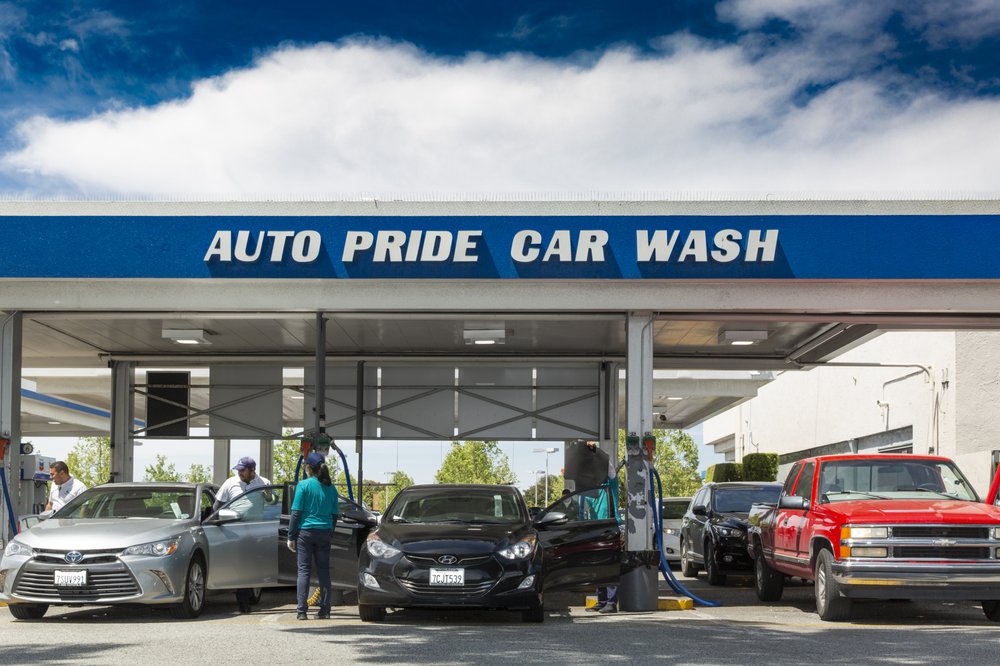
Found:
[535,485,622,590]
[277,483,375,590]
[202,484,286,589]
[774,463,813,576]
[684,486,710,564]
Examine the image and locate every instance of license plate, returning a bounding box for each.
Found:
[54,570,87,587]
[429,568,464,586]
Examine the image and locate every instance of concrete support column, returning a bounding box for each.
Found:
[213,439,231,484]
[620,311,657,612]
[1,312,26,539]
[600,361,619,465]
[109,361,135,483]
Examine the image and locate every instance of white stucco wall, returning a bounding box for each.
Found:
[699,331,1000,494]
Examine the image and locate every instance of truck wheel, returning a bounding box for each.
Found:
[755,550,784,601]
[169,556,206,620]
[8,603,48,620]
[814,549,851,621]
[704,540,727,586]
[680,539,699,578]
[983,601,1000,622]
[358,604,386,622]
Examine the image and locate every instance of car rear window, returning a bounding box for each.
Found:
[712,486,781,514]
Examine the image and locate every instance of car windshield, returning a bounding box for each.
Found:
[58,487,200,519]
[387,487,524,524]
[713,486,781,514]
[818,459,979,502]
[661,500,689,520]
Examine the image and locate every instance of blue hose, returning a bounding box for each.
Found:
[294,454,304,483]
[650,467,721,607]
[296,445,355,502]
[1,467,20,537]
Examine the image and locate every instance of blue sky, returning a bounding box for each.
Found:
[2,0,1000,194]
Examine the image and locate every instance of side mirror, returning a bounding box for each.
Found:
[343,508,377,526]
[692,504,708,517]
[213,508,241,524]
[534,511,568,527]
[778,495,811,511]
[38,510,55,521]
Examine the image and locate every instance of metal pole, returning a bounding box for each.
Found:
[355,360,365,505]
[544,453,549,503]
[314,313,326,435]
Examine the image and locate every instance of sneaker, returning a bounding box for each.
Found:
[585,604,605,613]
[238,603,251,614]
[296,612,309,620]
[316,611,330,619]
[598,604,618,614]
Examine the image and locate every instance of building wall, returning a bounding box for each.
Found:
[699,331,1000,492]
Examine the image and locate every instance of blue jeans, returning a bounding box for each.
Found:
[296,529,332,614]
[597,585,618,607]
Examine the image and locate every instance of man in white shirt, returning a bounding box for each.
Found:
[47,461,88,512]
[213,456,271,613]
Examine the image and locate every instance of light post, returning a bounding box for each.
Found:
[533,447,557,504]
[532,469,544,505]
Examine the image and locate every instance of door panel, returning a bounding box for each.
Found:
[204,485,285,589]
[537,485,622,590]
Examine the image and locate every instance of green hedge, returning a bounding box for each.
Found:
[706,462,743,482]
[742,453,779,481]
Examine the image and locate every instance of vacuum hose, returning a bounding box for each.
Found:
[650,467,720,607]
[294,444,355,503]
[1,467,19,538]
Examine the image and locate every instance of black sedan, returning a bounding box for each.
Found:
[679,481,782,585]
[356,484,621,623]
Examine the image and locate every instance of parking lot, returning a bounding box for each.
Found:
[3,573,998,665]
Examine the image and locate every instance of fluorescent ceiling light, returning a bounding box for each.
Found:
[47,420,61,425]
[718,329,768,346]
[464,328,505,345]
[667,396,683,401]
[162,328,211,345]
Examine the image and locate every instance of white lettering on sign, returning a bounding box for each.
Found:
[204,230,321,263]
[342,230,483,263]
[513,230,608,263]
[636,229,778,263]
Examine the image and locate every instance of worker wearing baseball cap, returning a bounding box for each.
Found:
[214,455,272,613]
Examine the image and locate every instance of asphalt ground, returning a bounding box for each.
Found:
[2,571,999,665]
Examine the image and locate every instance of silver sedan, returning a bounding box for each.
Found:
[0,482,285,620]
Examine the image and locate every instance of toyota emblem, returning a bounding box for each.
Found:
[65,551,83,564]
[437,555,458,565]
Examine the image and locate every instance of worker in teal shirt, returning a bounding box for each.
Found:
[287,451,340,620]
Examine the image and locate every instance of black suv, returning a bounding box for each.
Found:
[679,481,782,585]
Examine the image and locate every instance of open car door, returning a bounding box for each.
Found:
[535,485,622,591]
[278,483,378,590]
[202,484,286,589]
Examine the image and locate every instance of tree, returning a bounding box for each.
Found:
[186,464,213,483]
[272,431,341,484]
[66,436,111,488]
[144,454,181,482]
[435,440,517,485]
[651,429,702,497]
[522,474,564,507]
[383,470,414,508]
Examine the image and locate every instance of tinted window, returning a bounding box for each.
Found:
[712,486,782,514]
[387,487,524,524]
[793,463,815,500]
[782,463,802,496]
[818,459,978,502]
[660,499,689,520]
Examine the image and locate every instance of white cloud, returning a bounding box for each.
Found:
[4,37,1000,195]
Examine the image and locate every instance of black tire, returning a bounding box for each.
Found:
[8,603,48,620]
[358,604,386,622]
[169,556,206,620]
[704,540,727,586]
[983,601,1000,622]
[814,549,852,622]
[248,588,263,605]
[680,539,699,578]
[754,549,784,601]
[522,604,545,623]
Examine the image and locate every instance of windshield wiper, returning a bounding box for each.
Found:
[822,491,891,500]
[911,488,960,499]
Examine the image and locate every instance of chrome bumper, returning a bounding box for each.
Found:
[831,561,1000,600]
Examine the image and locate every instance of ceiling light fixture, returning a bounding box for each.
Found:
[162,328,211,345]
[463,328,505,346]
[718,329,768,346]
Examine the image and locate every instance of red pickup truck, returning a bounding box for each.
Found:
[747,453,1000,622]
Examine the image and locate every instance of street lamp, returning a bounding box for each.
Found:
[533,447,557,503]
[531,469,545,505]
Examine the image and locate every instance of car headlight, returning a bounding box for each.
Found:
[716,527,744,538]
[993,527,1000,540]
[841,526,888,540]
[499,535,537,559]
[366,533,401,559]
[662,528,680,536]
[3,540,34,558]
[122,538,180,557]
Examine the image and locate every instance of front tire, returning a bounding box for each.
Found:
[983,601,1000,622]
[680,539,699,578]
[814,549,851,622]
[754,549,784,601]
[8,603,48,620]
[169,556,206,620]
[704,540,727,586]
[358,604,386,622]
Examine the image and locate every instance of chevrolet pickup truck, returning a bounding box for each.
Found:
[747,454,1000,622]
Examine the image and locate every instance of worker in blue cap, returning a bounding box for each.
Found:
[287,452,340,620]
